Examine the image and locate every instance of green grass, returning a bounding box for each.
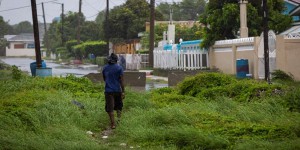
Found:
[0,66,300,149]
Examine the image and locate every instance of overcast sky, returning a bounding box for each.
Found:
[0,0,181,25]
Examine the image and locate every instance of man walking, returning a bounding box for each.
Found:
[102,53,125,129]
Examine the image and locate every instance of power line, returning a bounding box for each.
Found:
[86,13,99,19]
[83,0,101,12]
[0,0,58,12]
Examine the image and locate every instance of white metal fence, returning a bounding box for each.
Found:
[154,49,209,70]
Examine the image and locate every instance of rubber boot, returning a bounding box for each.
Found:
[108,112,115,129]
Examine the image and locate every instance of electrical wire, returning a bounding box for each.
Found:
[83,0,102,12]
[0,0,58,12]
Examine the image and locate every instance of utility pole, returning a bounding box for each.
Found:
[42,2,50,56]
[262,0,270,82]
[106,0,110,55]
[149,0,155,68]
[30,0,42,67]
[77,0,82,44]
[61,3,64,45]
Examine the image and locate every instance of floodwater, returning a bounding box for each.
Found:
[0,57,99,77]
[0,57,168,90]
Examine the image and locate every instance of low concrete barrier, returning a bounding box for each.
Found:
[84,71,146,87]
[168,70,215,86]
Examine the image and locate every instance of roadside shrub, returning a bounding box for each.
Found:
[0,61,10,70]
[73,41,106,59]
[65,40,80,57]
[11,65,23,81]
[272,70,294,81]
[95,56,107,66]
[178,72,236,96]
[281,86,300,112]
[56,47,69,59]
[178,72,284,102]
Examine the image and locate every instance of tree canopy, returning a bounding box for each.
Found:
[46,11,102,52]
[156,0,206,21]
[101,0,163,42]
[199,0,292,48]
[13,21,33,34]
[0,16,14,37]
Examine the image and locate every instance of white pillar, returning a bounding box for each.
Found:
[168,25,175,44]
[239,0,248,38]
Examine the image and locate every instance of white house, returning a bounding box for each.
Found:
[5,33,43,57]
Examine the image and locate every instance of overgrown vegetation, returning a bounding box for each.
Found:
[0,65,299,149]
[272,69,294,82]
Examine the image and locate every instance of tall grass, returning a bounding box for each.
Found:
[0,66,300,149]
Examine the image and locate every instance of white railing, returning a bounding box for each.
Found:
[215,37,254,45]
[154,49,208,70]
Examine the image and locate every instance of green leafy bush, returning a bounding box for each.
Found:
[73,41,106,59]
[178,72,283,102]
[11,65,22,81]
[56,47,69,59]
[95,56,107,66]
[272,70,294,81]
[281,86,300,112]
[178,72,236,96]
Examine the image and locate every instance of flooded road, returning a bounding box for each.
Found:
[0,57,168,90]
[0,57,99,77]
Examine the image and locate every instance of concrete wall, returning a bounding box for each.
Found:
[210,34,300,81]
[84,71,146,87]
[276,35,300,81]
[6,42,35,56]
[168,70,214,86]
[209,37,260,79]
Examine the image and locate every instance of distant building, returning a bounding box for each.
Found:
[4,22,48,57]
[5,33,43,57]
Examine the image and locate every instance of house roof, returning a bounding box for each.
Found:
[8,33,43,42]
[4,35,17,40]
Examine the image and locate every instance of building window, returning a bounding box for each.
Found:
[14,44,25,49]
[27,43,35,49]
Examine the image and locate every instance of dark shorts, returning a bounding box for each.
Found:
[105,92,123,112]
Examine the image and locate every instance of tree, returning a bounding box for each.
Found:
[0,16,14,37]
[156,0,206,21]
[47,20,62,52]
[176,24,202,42]
[46,11,99,52]
[199,0,292,48]
[103,0,163,42]
[81,21,102,41]
[95,10,105,40]
[14,21,33,34]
